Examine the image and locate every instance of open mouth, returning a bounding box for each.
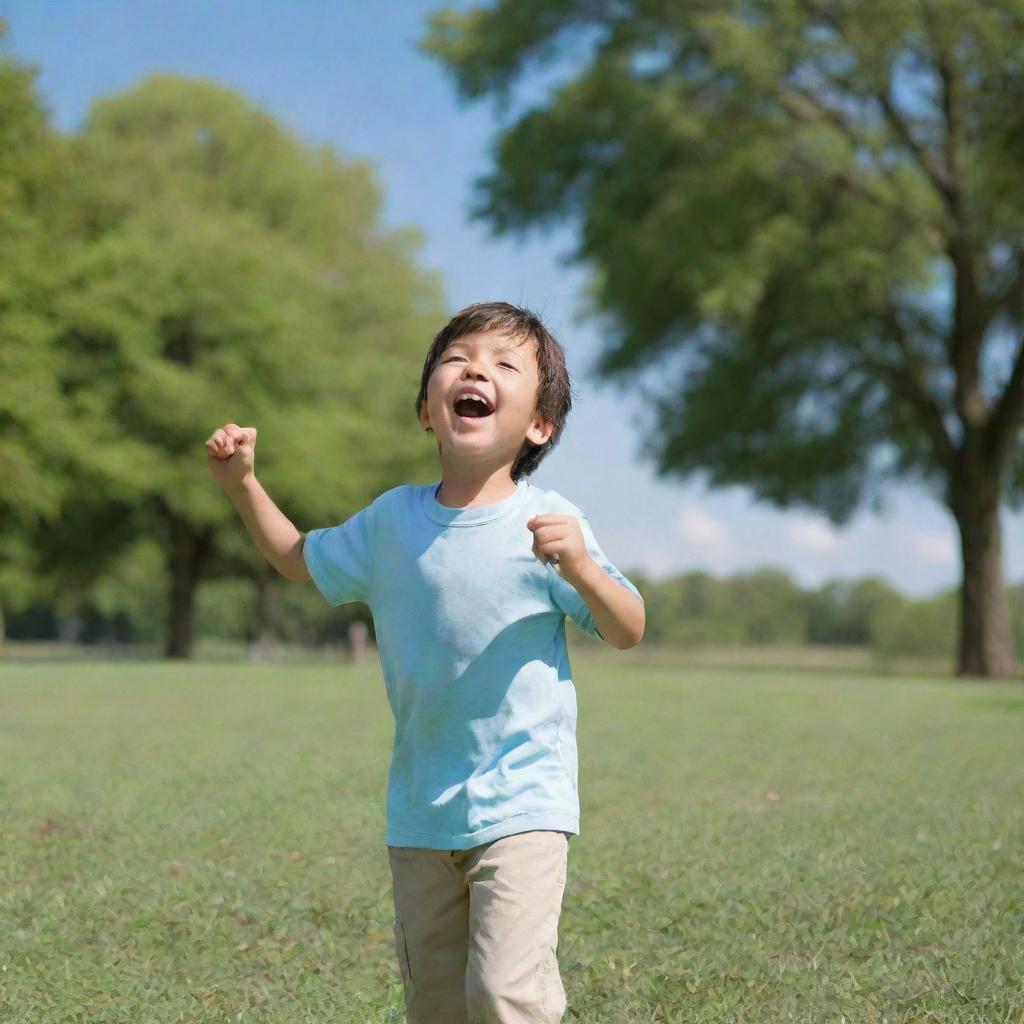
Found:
[453,394,495,419]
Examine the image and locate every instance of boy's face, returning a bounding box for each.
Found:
[418,328,554,470]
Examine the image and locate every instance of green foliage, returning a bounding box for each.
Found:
[730,567,807,644]
[643,565,811,643]
[419,0,1024,521]
[193,576,263,641]
[192,575,369,648]
[23,559,1014,668]
[805,575,904,645]
[642,567,808,647]
[641,567,812,648]
[420,0,1024,675]
[0,25,84,617]
[641,571,743,647]
[631,564,1013,665]
[53,72,444,525]
[868,590,958,665]
[0,58,447,646]
[86,536,166,640]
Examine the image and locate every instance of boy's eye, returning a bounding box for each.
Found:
[444,355,516,370]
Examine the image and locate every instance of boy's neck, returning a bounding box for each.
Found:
[435,465,520,509]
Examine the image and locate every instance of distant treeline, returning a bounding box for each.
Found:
[6,563,1022,663]
[629,567,1024,663]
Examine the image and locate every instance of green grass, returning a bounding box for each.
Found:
[1,651,1022,1023]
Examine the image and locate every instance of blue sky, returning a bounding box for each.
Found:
[3,0,1021,597]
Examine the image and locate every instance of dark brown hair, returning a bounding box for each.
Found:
[415,301,574,481]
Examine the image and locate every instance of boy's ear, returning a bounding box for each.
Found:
[418,398,432,432]
[525,413,555,448]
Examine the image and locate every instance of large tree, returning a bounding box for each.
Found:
[421,0,1024,677]
[36,73,444,657]
[0,20,82,644]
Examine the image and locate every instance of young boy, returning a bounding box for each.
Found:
[205,301,645,1023]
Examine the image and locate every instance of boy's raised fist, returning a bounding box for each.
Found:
[205,423,257,490]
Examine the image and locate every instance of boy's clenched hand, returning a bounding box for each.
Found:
[527,515,591,580]
[205,423,257,491]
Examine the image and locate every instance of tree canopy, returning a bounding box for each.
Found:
[2,56,446,654]
[421,0,1024,675]
[0,25,81,632]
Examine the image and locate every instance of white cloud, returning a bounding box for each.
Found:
[783,512,843,554]
[908,528,957,566]
[668,501,744,575]
[674,502,730,548]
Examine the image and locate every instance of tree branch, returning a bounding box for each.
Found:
[983,253,1024,327]
[870,306,958,473]
[776,88,919,221]
[794,0,957,211]
[984,332,1024,470]
[903,6,989,436]
[873,87,955,208]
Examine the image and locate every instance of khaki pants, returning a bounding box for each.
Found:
[387,829,570,1023]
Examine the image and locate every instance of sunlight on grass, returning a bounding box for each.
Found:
[2,653,1022,1022]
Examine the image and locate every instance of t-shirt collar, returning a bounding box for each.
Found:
[422,477,533,526]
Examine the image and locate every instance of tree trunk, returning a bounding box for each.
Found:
[248,573,279,662]
[164,516,211,659]
[949,478,1017,678]
[348,618,369,663]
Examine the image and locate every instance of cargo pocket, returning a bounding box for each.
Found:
[393,919,414,995]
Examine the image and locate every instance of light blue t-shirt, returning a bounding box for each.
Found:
[302,477,643,850]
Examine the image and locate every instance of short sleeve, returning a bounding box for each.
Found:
[302,503,376,607]
[548,512,643,641]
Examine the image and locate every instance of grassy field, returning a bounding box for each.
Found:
[1,648,1022,1023]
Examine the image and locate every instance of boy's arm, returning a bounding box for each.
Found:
[528,512,644,649]
[560,559,645,650]
[226,477,311,582]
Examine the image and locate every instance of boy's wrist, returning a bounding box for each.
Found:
[559,554,599,588]
[225,474,259,500]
